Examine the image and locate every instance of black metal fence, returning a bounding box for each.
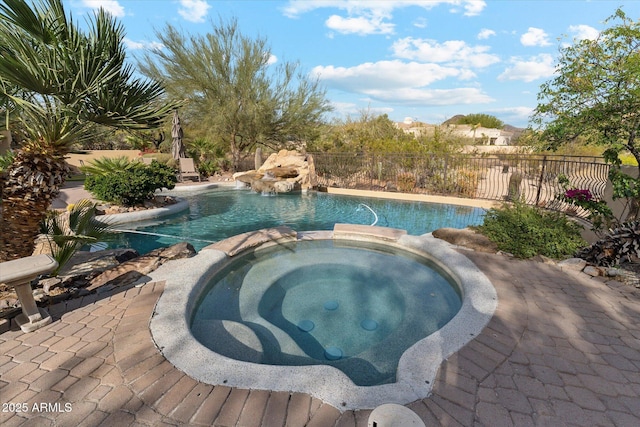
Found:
[310,152,610,219]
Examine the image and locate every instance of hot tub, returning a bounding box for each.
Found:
[148,225,497,410]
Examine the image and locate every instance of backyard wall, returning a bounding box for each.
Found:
[65,150,141,168]
[603,165,639,222]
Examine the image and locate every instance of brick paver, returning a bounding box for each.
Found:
[1,252,639,426]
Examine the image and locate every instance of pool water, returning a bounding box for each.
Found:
[191,239,462,386]
[107,188,485,253]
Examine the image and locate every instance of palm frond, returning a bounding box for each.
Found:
[79,156,140,176]
[0,0,181,156]
[40,198,115,275]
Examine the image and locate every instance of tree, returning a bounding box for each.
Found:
[309,111,416,153]
[0,0,177,260]
[138,18,332,171]
[531,8,640,220]
[311,110,466,154]
[457,113,504,129]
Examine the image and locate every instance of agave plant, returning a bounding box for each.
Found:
[79,156,141,176]
[0,0,179,261]
[40,199,113,275]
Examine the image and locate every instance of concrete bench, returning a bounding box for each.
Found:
[0,254,58,332]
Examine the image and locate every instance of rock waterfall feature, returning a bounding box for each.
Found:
[233,150,316,194]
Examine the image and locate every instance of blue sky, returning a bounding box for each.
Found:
[66,1,640,128]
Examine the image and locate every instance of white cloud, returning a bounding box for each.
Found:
[313,60,466,90]
[330,101,360,116]
[498,54,556,82]
[477,28,496,40]
[283,1,486,20]
[124,39,164,51]
[266,54,278,65]
[312,60,493,106]
[568,24,599,41]
[326,14,394,35]
[366,87,494,106]
[124,39,144,50]
[80,0,125,17]
[462,0,486,17]
[486,106,534,124]
[329,102,394,118]
[392,37,500,68]
[520,27,551,47]
[178,0,210,23]
[413,17,427,29]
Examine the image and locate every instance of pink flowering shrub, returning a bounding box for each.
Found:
[557,176,615,233]
[564,188,593,201]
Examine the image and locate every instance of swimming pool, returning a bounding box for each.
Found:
[108,188,485,253]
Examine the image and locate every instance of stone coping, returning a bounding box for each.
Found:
[163,182,224,192]
[203,226,297,256]
[147,225,497,411]
[333,223,407,241]
[100,199,189,225]
[326,187,498,209]
[95,182,231,226]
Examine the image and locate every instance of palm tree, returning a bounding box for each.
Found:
[40,199,114,276]
[0,0,178,261]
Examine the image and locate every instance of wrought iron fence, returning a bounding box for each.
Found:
[310,152,611,219]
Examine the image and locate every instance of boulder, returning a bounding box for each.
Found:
[87,242,196,291]
[250,179,276,194]
[274,181,295,193]
[234,149,315,193]
[557,258,587,272]
[150,241,196,261]
[40,277,63,294]
[432,228,498,253]
[57,248,139,277]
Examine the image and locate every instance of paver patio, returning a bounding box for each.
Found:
[1,249,639,426]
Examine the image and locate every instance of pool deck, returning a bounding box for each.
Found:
[2,248,639,426]
[2,180,638,425]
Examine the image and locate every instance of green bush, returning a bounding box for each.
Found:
[79,156,140,176]
[396,172,416,192]
[140,153,178,169]
[85,162,177,206]
[197,159,219,177]
[474,201,586,259]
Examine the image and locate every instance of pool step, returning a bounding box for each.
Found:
[333,224,407,241]
[204,226,297,256]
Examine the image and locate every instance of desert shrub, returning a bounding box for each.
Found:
[79,156,140,176]
[198,159,219,177]
[474,201,586,259]
[453,168,480,197]
[140,153,178,169]
[396,172,416,192]
[85,162,177,206]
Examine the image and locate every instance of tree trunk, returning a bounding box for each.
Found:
[626,197,639,222]
[627,161,640,222]
[0,150,68,261]
[0,195,51,261]
[230,132,242,172]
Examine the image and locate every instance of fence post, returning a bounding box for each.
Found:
[535,155,547,206]
[443,154,449,192]
[371,153,376,189]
